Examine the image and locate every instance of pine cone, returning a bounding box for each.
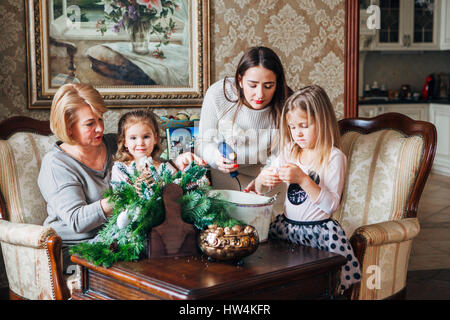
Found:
[134,166,155,198]
[185,181,199,191]
[109,241,118,253]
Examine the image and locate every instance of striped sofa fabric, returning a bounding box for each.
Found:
[333,129,424,300]
[0,132,73,300]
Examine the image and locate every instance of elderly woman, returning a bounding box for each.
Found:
[38,83,203,272]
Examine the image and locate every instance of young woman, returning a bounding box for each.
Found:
[195,46,291,206]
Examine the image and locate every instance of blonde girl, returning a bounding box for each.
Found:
[255,85,361,293]
[111,110,206,184]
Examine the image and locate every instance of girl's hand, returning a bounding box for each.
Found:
[175,152,207,171]
[278,163,307,185]
[257,167,282,188]
[216,154,239,173]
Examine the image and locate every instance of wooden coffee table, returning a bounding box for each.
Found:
[71,239,346,300]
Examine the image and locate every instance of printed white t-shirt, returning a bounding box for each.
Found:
[269,147,347,222]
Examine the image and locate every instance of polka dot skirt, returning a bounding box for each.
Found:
[269,214,361,292]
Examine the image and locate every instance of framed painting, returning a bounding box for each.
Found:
[25,0,210,109]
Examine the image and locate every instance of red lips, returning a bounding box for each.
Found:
[255,100,264,104]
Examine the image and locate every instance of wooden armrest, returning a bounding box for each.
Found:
[47,234,71,300]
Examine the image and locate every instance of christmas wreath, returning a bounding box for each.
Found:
[69,161,243,268]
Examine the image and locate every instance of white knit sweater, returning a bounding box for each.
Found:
[195,78,277,169]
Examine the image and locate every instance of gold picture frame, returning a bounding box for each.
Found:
[25,0,210,109]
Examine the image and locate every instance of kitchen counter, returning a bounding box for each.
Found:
[359,99,450,105]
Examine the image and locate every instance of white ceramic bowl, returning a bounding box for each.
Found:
[211,189,274,242]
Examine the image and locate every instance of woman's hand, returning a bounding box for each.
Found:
[278,163,307,185]
[100,198,113,218]
[175,152,207,171]
[243,180,257,193]
[216,154,239,173]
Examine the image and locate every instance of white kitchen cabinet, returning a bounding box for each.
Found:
[429,103,450,176]
[358,104,381,117]
[358,103,429,121]
[440,0,450,49]
[383,103,429,121]
[360,8,377,50]
[361,0,450,51]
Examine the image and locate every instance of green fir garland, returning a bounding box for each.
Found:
[69,162,242,268]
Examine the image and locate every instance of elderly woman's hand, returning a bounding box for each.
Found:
[100,198,113,218]
[175,152,207,171]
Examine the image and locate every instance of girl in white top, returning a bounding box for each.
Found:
[86,110,206,241]
[255,85,361,293]
[195,46,291,202]
[111,110,207,184]
[108,111,208,230]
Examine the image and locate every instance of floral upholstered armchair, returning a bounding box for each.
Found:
[334,113,437,300]
[0,117,74,300]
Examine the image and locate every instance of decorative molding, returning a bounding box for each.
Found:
[345,0,359,118]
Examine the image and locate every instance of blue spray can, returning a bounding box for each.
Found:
[217,141,242,190]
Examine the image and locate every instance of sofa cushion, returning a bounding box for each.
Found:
[333,129,424,237]
[0,133,57,225]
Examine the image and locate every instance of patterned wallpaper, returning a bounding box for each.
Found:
[212,0,345,119]
[0,0,345,289]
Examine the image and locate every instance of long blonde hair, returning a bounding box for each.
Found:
[278,85,341,173]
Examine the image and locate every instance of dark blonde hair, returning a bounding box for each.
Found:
[50,83,107,144]
[115,110,162,163]
[278,85,341,173]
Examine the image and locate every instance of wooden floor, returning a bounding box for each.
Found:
[409,172,450,271]
[406,268,450,300]
[406,172,450,299]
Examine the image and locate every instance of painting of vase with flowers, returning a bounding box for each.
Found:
[97,0,179,57]
[27,0,209,108]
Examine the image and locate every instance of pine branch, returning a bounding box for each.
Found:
[70,162,244,267]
